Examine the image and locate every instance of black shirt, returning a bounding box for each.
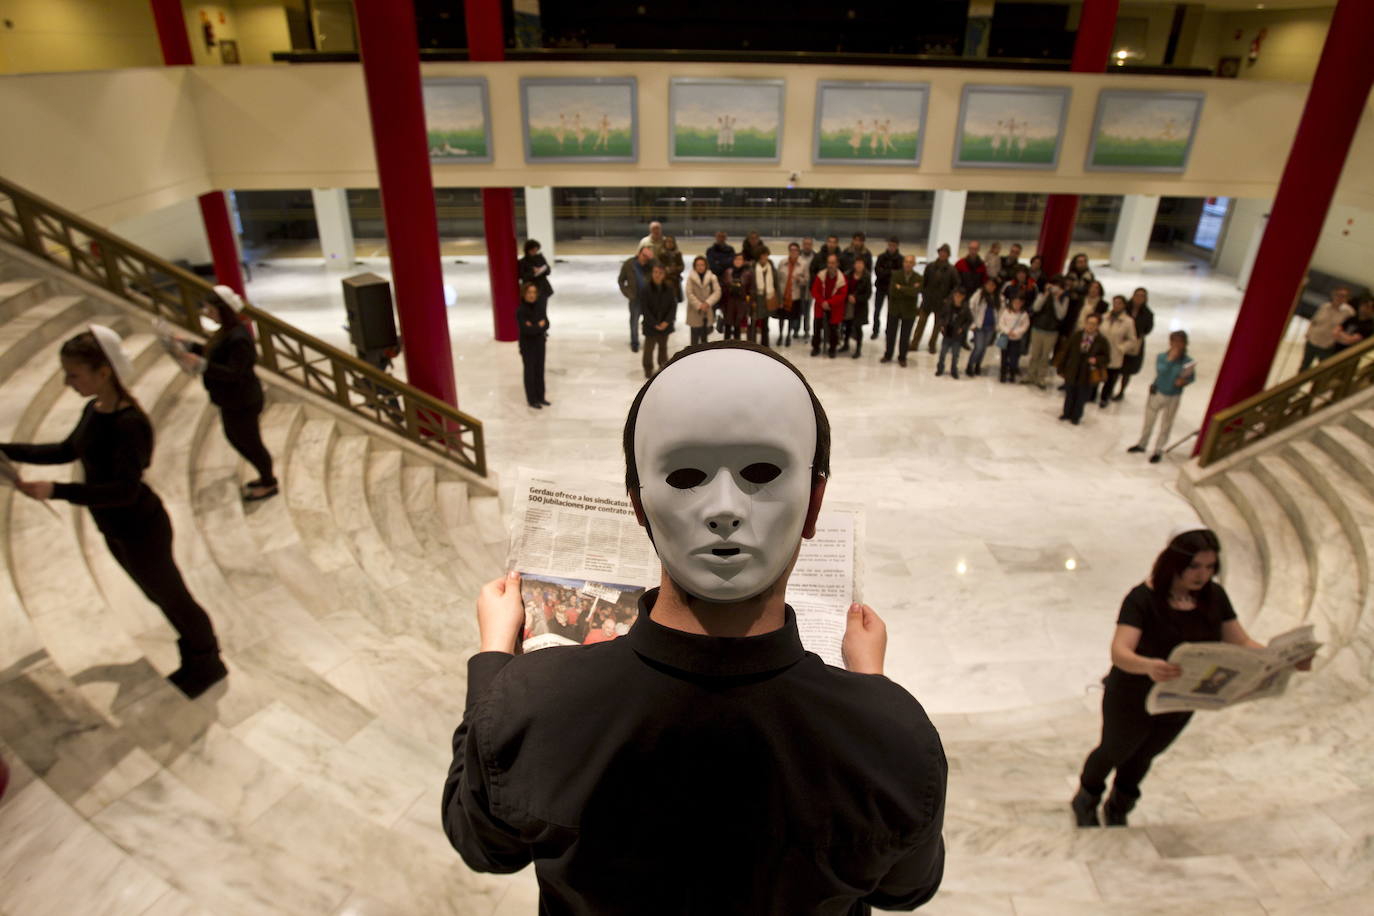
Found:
[1107,582,1237,691]
[2,401,162,537]
[1334,314,1374,353]
[189,323,263,410]
[519,254,554,298]
[443,589,947,915]
[516,297,550,340]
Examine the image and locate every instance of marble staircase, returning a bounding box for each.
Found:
[1,241,1372,914]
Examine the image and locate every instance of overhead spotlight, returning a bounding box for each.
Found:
[1065,558,1077,571]
[956,560,968,576]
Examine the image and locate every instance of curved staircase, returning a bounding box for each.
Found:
[1,245,1373,914]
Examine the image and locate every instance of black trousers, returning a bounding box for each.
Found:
[105,506,219,657]
[1102,368,1123,404]
[1080,680,1192,801]
[519,335,546,404]
[872,287,888,333]
[690,325,710,346]
[884,314,915,360]
[221,402,275,485]
[812,321,840,356]
[1063,382,1093,422]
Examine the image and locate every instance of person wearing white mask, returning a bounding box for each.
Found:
[444,342,947,914]
[168,285,276,501]
[2,328,226,697]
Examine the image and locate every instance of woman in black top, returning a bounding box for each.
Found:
[5,328,226,697]
[517,282,551,409]
[1071,529,1307,827]
[172,286,276,501]
[845,260,873,359]
[518,239,553,314]
[1114,287,1155,402]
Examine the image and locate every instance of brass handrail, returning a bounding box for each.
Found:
[0,177,485,477]
[1198,333,1374,468]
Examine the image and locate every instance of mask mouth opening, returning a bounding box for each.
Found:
[712,547,741,557]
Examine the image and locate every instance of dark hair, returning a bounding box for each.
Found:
[1150,528,1223,613]
[887,236,899,244]
[758,246,770,257]
[622,341,831,493]
[692,255,708,270]
[1169,329,1189,348]
[520,281,540,297]
[523,239,541,255]
[1029,254,1042,264]
[852,231,865,241]
[937,244,951,254]
[1048,274,1066,287]
[60,331,154,447]
[1070,252,1089,269]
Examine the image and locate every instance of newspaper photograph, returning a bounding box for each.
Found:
[1146,624,1320,714]
[1,453,60,518]
[506,468,864,667]
[154,318,204,376]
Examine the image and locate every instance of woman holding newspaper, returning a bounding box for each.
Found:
[1071,528,1312,828]
[167,286,276,501]
[2,328,227,697]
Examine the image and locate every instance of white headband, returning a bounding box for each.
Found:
[88,324,135,389]
[213,284,245,313]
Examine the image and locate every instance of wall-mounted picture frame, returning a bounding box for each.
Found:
[218,39,240,65]
[953,84,1071,169]
[520,77,638,163]
[1086,90,1205,173]
[670,78,784,163]
[813,81,929,166]
[422,77,493,164]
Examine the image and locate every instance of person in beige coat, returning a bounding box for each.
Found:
[685,256,721,346]
[1099,295,1139,408]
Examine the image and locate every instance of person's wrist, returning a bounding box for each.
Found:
[479,635,517,654]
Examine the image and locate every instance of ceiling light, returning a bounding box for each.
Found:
[1065,558,1077,571]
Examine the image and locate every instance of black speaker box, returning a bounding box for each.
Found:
[342,273,399,352]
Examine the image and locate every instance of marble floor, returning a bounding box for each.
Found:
[3,241,1368,916]
[240,249,1309,715]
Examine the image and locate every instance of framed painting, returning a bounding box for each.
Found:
[1086,90,1205,173]
[953,84,1070,169]
[813,81,928,166]
[520,77,638,163]
[422,77,493,164]
[670,78,784,163]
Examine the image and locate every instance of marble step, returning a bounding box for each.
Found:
[1343,408,1374,451]
[0,276,52,322]
[1185,484,1266,628]
[0,294,90,385]
[1316,424,1374,509]
[399,464,489,599]
[1251,453,1359,651]
[1218,468,1311,638]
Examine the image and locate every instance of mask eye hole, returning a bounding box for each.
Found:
[666,468,708,489]
[740,462,782,485]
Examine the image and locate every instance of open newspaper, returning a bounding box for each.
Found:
[154,319,204,376]
[1146,625,1321,714]
[0,454,60,518]
[506,468,864,667]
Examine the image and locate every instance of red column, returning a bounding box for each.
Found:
[354,0,458,407]
[1034,0,1119,276]
[483,189,520,341]
[466,0,520,343]
[197,191,245,296]
[148,0,192,66]
[1197,0,1374,453]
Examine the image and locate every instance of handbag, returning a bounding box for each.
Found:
[995,332,1010,350]
[1089,367,1107,386]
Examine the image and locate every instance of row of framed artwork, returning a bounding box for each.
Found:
[423,77,1205,173]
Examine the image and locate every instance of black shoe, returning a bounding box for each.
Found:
[169,654,228,699]
[898,359,907,368]
[852,349,861,359]
[871,330,880,340]
[1098,399,1109,408]
[927,347,936,355]
[631,343,640,353]
[785,337,791,347]
[936,367,944,377]
[1071,418,1081,425]
[1102,793,1134,827]
[951,370,960,379]
[828,351,836,359]
[880,355,892,363]
[243,482,278,503]
[1149,453,1162,464]
[811,348,820,357]
[1111,393,1124,402]
[1058,415,1070,421]
[528,402,542,409]
[1071,788,1102,828]
[1127,445,1145,453]
[540,399,552,406]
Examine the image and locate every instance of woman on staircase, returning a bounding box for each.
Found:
[1071,528,1310,828]
[3,327,227,698]
[172,286,277,501]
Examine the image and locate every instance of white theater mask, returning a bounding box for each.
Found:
[633,348,818,603]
